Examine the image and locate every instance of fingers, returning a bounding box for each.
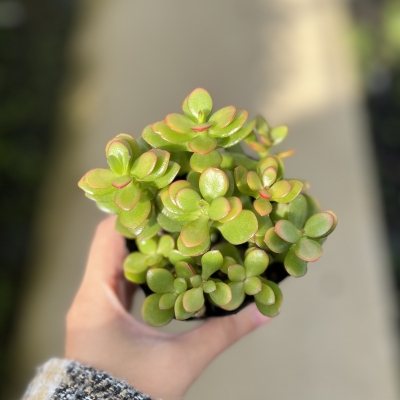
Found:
[182,303,270,366]
[81,216,129,297]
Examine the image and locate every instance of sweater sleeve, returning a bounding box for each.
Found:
[22,358,153,400]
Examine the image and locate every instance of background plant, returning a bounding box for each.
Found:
[79,88,338,326]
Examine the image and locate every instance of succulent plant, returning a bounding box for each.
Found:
[79,88,337,327]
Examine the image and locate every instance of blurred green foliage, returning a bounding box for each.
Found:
[351,0,400,297]
[0,0,74,395]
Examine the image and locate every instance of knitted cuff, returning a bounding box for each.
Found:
[22,358,153,400]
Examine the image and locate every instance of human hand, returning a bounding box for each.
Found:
[66,216,270,400]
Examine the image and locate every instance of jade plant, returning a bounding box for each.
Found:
[79,88,337,327]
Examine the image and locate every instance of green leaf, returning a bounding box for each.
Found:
[221,282,245,311]
[256,280,282,317]
[270,203,289,223]
[114,182,141,211]
[199,168,229,202]
[284,245,307,277]
[142,125,189,152]
[84,169,116,189]
[187,88,213,119]
[304,194,321,219]
[218,119,256,148]
[202,280,217,293]
[244,248,269,277]
[247,171,263,191]
[112,175,132,189]
[217,210,258,245]
[137,211,160,241]
[244,276,262,295]
[174,293,196,320]
[234,166,258,197]
[288,194,308,229]
[208,197,231,221]
[130,151,158,179]
[175,188,201,212]
[152,121,195,144]
[157,235,175,257]
[190,275,203,288]
[294,237,323,262]
[275,180,303,203]
[188,135,217,155]
[96,201,120,214]
[209,282,232,306]
[218,197,243,223]
[208,106,236,130]
[261,167,277,188]
[210,109,248,138]
[183,287,205,312]
[137,236,158,255]
[159,293,178,310]
[119,199,151,230]
[201,250,223,280]
[169,250,194,266]
[165,113,193,133]
[190,150,223,173]
[177,235,210,256]
[115,217,136,239]
[253,197,272,216]
[107,155,124,175]
[147,269,175,293]
[304,211,336,238]
[274,220,301,243]
[142,293,174,327]
[227,264,246,282]
[124,252,148,283]
[152,162,181,189]
[254,283,275,306]
[270,125,288,145]
[140,149,170,182]
[264,227,291,253]
[174,278,187,294]
[269,180,292,199]
[212,243,242,264]
[256,115,270,135]
[180,216,210,248]
[175,261,196,283]
[157,212,185,232]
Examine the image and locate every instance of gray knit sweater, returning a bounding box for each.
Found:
[22,359,153,400]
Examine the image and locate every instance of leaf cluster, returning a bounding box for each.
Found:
[79,88,338,326]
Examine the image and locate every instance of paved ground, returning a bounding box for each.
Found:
[7,1,400,399]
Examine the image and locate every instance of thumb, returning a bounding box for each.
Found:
[183,303,271,367]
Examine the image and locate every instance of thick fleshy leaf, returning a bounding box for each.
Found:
[244,276,262,295]
[274,220,301,243]
[191,122,213,132]
[186,170,201,189]
[157,212,185,232]
[112,175,132,189]
[208,106,236,130]
[142,293,174,327]
[174,293,196,320]
[258,156,278,174]
[159,293,178,310]
[199,168,229,202]
[294,237,323,262]
[152,162,181,189]
[187,88,213,119]
[227,264,245,282]
[114,182,141,211]
[210,109,248,138]
[188,135,217,155]
[247,171,263,191]
[212,243,242,264]
[157,235,175,257]
[190,150,222,173]
[244,248,269,277]
[175,188,201,212]
[216,197,243,224]
[209,282,232,306]
[119,199,151,230]
[234,166,258,197]
[140,149,170,182]
[84,169,116,189]
[169,180,193,203]
[96,201,120,214]
[304,212,336,239]
[254,197,272,216]
[152,121,195,144]
[256,115,270,135]
[304,194,321,219]
[270,203,289,223]
[256,280,282,317]
[270,125,288,145]
[208,197,231,221]
[203,280,217,293]
[190,275,203,288]
[115,217,136,239]
[218,119,256,148]
[183,287,205,312]
[261,167,277,188]
[169,250,194,266]
[175,261,196,283]
[173,278,187,294]
[325,210,338,235]
[217,210,258,245]
[130,152,157,179]
[137,236,158,255]
[284,245,307,277]
[221,282,245,311]
[275,180,303,203]
[137,211,160,241]
[180,216,210,248]
[254,283,275,306]
[264,227,291,253]
[269,180,292,199]
[165,113,193,134]
[288,194,308,229]
[177,235,210,257]
[142,125,189,152]
[201,250,223,280]
[124,253,148,283]
[147,269,175,293]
